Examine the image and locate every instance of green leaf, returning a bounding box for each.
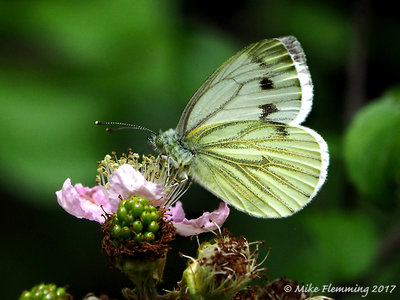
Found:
[295,211,378,283]
[344,87,400,206]
[180,31,237,102]
[0,75,104,208]
[24,1,175,67]
[0,1,183,209]
[258,0,350,67]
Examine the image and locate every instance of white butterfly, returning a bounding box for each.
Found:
[154,36,328,218]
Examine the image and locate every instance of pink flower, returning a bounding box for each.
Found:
[56,164,165,223]
[108,164,165,209]
[166,201,230,237]
[56,178,111,223]
[56,160,230,235]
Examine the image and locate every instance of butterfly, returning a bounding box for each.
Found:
[102,36,329,218]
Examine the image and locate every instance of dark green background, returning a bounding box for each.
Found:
[1,0,399,299]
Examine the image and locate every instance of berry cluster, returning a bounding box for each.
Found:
[19,283,67,300]
[111,196,161,243]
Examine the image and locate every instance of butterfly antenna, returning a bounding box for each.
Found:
[95,121,157,135]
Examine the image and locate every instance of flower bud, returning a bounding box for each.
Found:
[182,232,263,300]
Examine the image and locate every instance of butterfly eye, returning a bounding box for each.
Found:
[155,135,164,150]
[147,134,163,152]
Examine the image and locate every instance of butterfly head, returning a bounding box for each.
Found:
[149,129,194,166]
[149,128,176,153]
[148,132,164,152]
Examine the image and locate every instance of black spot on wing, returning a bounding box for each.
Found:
[276,125,289,137]
[260,77,274,90]
[269,121,289,137]
[253,57,267,67]
[259,103,278,120]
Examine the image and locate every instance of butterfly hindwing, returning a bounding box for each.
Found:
[185,120,328,217]
[176,36,313,136]
[155,36,329,218]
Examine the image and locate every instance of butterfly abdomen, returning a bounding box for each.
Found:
[154,129,194,166]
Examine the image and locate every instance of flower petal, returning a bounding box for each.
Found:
[56,178,85,216]
[166,202,230,237]
[108,164,165,208]
[165,201,186,222]
[56,178,111,223]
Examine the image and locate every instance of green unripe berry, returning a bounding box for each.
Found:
[36,284,46,292]
[47,284,56,293]
[56,288,66,297]
[141,211,152,226]
[133,232,144,243]
[20,284,67,300]
[124,214,134,226]
[42,287,50,295]
[111,224,122,238]
[117,206,128,220]
[144,231,155,242]
[120,199,127,208]
[125,198,136,211]
[44,292,56,300]
[147,221,159,233]
[132,220,143,233]
[131,202,144,218]
[119,226,131,240]
[136,197,150,206]
[112,216,119,226]
[150,210,161,221]
[19,291,32,300]
[32,291,42,300]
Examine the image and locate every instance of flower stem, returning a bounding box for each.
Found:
[115,255,167,300]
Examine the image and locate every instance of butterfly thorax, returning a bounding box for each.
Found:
[152,128,194,166]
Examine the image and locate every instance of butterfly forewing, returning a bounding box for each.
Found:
[176,36,313,136]
[160,36,328,218]
[185,121,328,217]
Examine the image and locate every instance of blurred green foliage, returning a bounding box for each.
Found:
[344,88,400,204]
[1,0,399,299]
